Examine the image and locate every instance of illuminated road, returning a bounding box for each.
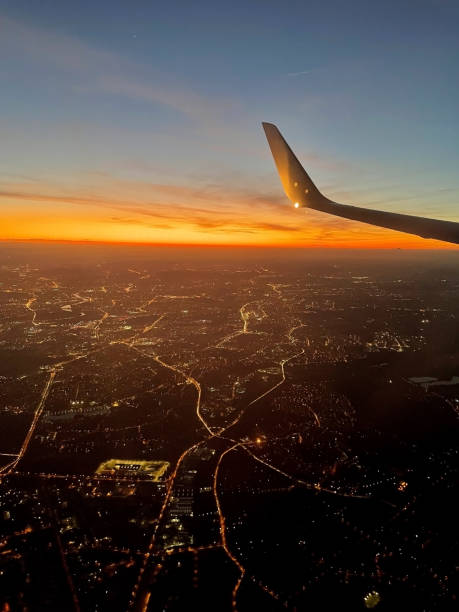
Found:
[128,440,204,611]
[38,277,59,289]
[0,346,110,476]
[212,442,285,610]
[140,313,166,336]
[287,322,307,343]
[53,509,81,612]
[0,369,56,475]
[248,349,305,407]
[25,296,39,326]
[135,297,156,313]
[242,445,371,501]
[215,300,264,348]
[72,292,92,305]
[94,309,109,339]
[123,342,212,437]
[10,470,168,484]
[213,443,246,609]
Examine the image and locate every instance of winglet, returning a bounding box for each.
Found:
[262,122,326,209]
[261,122,459,244]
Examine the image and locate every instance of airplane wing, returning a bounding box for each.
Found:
[262,122,459,245]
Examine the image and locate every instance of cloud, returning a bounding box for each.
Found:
[0,175,291,216]
[0,171,344,243]
[0,13,350,172]
[3,176,450,248]
[0,15,119,74]
[0,14,234,125]
[0,178,305,238]
[287,70,311,77]
[96,76,228,122]
[108,216,174,230]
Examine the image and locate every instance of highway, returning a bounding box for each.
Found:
[0,369,56,475]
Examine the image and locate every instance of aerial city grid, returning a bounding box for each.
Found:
[1,247,459,610]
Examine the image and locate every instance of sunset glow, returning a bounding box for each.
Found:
[1,8,459,250]
[2,178,458,249]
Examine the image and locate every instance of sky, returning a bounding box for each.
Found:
[1,0,459,249]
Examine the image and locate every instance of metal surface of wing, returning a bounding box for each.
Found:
[263,122,459,245]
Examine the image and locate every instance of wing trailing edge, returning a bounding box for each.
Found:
[262,122,459,245]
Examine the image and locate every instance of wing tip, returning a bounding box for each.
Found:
[261,121,325,207]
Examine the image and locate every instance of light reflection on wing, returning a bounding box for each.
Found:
[263,122,459,245]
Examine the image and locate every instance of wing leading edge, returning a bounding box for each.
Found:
[262,122,459,245]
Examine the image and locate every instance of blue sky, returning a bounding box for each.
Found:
[1,0,459,246]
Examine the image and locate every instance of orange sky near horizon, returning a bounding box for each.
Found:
[2,177,458,250]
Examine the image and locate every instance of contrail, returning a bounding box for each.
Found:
[287,70,311,77]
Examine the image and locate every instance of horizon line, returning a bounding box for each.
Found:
[1,237,458,251]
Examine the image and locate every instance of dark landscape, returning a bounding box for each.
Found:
[1,243,458,610]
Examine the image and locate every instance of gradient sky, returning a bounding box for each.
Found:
[1,0,459,248]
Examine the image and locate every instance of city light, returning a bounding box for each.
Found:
[363,590,381,608]
[1,248,458,611]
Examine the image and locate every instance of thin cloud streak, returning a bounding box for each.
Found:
[287,70,312,77]
[0,14,346,171]
[0,15,236,125]
[2,179,453,249]
[0,180,304,236]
